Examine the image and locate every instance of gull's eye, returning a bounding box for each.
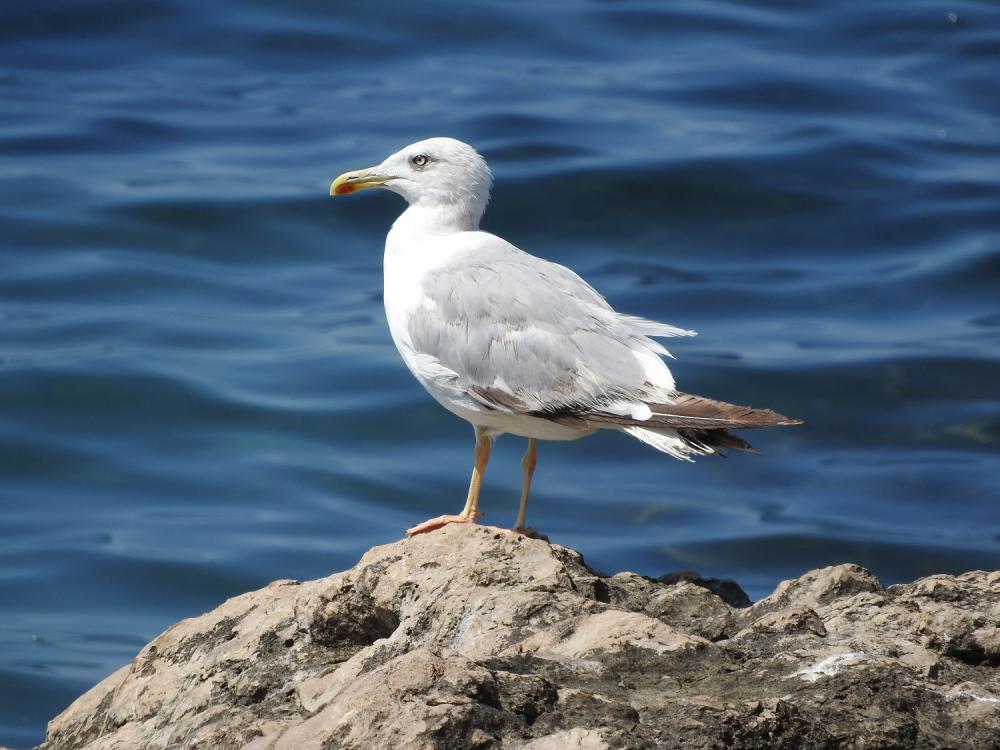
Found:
[409,154,429,168]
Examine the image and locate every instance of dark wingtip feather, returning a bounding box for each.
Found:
[678,428,760,456]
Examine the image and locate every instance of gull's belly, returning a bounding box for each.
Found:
[388,336,594,441]
[419,383,594,441]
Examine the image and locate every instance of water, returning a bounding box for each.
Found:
[2,0,999,745]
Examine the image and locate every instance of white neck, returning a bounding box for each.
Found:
[389,201,482,240]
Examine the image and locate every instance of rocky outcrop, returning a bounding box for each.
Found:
[39,525,999,749]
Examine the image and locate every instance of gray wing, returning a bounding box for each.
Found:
[407,234,692,416]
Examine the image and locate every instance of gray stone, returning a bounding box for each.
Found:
[657,570,752,609]
[38,526,1000,750]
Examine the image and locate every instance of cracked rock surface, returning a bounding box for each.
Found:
[39,525,999,749]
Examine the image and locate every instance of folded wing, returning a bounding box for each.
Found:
[407,233,688,415]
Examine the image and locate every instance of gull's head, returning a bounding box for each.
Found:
[330,137,492,223]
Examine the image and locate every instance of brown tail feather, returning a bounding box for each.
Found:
[587,392,802,430]
[648,392,802,429]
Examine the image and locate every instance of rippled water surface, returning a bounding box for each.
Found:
[3,0,1000,745]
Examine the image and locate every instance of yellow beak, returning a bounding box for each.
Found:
[329,167,389,196]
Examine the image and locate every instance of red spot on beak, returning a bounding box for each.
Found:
[334,183,355,195]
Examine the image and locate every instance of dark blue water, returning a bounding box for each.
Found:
[3,0,999,745]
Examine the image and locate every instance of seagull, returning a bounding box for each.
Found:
[330,138,801,536]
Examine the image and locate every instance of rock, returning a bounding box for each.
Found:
[38,526,1000,750]
[657,569,753,609]
[738,605,827,638]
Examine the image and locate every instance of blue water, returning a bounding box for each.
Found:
[3,0,999,745]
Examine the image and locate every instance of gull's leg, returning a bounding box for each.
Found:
[458,425,491,521]
[406,426,491,536]
[513,438,537,531]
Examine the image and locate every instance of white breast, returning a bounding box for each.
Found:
[384,224,458,354]
[382,212,479,408]
[382,240,428,355]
